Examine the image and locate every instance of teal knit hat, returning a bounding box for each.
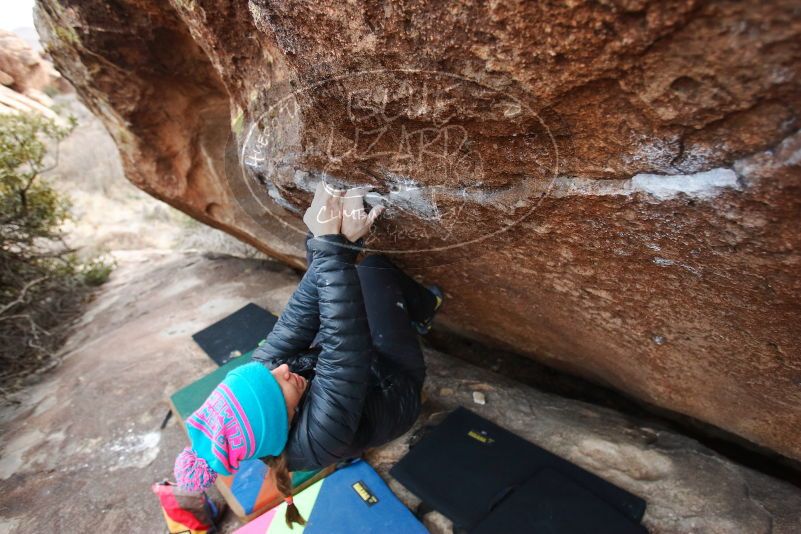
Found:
[174,362,289,491]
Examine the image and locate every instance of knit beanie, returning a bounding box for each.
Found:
[174,362,289,492]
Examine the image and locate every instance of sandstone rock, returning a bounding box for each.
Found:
[0,28,70,116]
[33,0,801,461]
[0,29,62,99]
[1,251,799,533]
[0,85,58,118]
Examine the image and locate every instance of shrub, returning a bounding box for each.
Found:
[79,254,116,286]
[0,112,113,395]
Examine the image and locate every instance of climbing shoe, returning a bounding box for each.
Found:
[412,285,444,335]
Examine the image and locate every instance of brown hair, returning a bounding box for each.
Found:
[265,453,306,528]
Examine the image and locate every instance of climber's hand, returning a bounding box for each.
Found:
[341,187,384,243]
[303,181,344,237]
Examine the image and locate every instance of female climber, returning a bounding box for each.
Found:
[173,182,443,527]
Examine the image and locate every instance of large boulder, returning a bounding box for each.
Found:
[0,28,68,111]
[0,29,51,95]
[34,0,801,460]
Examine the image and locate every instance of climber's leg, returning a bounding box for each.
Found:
[359,255,439,323]
[356,254,429,382]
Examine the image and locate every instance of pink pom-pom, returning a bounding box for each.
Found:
[174,447,217,492]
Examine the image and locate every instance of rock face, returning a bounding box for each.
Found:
[0,28,66,113]
[0,29,51,95]
[34,0,801,460]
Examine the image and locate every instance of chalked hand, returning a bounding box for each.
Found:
[341,187,384,243]
[303,181,344,237]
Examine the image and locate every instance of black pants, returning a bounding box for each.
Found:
[356,255,437,385]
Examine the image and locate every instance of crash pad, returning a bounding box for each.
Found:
[234,460,427,534]
[390,407,646,530]
[470,467,647,534]
[191,303,277,365]
[215,458,331,521]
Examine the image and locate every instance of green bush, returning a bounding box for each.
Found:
[80,254,117,286]
[0,112,113,395]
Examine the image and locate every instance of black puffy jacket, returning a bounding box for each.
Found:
[252,234,423,471]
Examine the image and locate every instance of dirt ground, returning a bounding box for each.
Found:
[0,251,286,532]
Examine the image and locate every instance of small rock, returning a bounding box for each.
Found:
[439,387,454,396]
[472,391,486,405]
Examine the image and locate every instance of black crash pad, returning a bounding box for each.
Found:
[191,303,277,366]
[389,407,646,531]
[471,467,647,534]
